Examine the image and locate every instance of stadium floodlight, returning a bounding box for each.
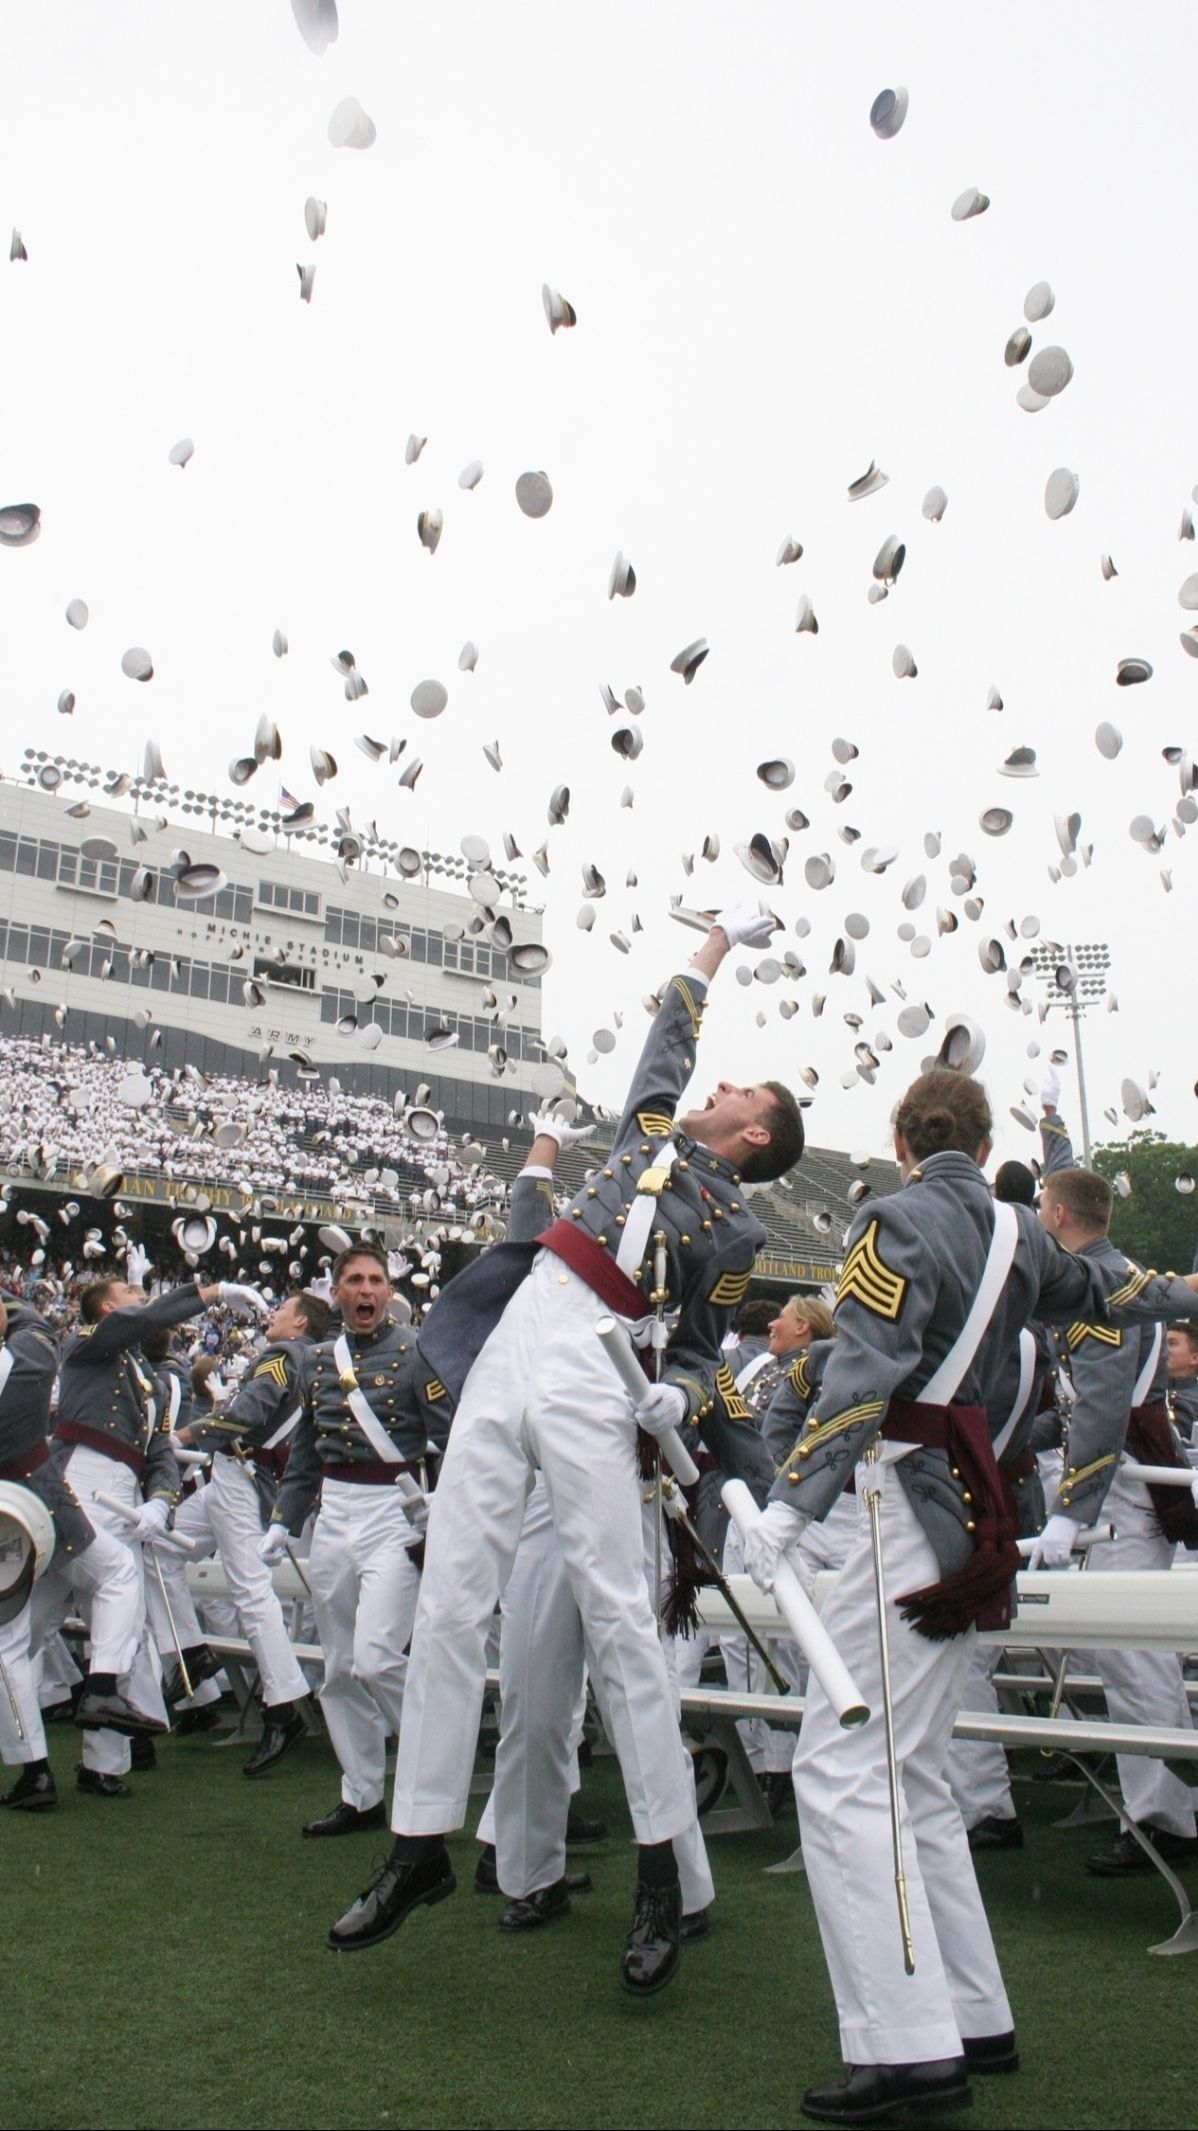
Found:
[1029,941,1110,1168]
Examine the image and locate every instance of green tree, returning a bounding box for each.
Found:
[1092,1132,1198,1272]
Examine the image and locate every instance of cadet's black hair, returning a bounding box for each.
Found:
[741,1080,804,1183]
[1040,1165,1111,1233]
[331,1241,390,1284]
[735,1298,776,1337]
[994,1159,1037,1207]
[292,1291,332,1342]
[79,1279,120,1324]
[894,1070,992,1161]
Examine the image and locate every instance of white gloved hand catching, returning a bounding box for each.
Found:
[309,1272,334,1302]
[133,1497,171,1543]
[1040,1063,1062,1112]
[714,903,778,951]
[126,1242,151,1287]
[742,1500,811,1594]
[217,1282,270,1321]
[528,1107,596,1149]
[259,1523,290,1566]
[1027,1512,1078,1570]
[633,1381,688,1439]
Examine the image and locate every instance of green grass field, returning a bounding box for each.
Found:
[4,1725,1196,2130]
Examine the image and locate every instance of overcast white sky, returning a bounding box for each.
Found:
[2,1,1196,1170]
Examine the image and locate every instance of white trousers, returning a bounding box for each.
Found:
[205,1457,309,1708]
[794,1453,1013,2067]
[476,1480,585,1895]
[392,1256,694,1845]
[0,1605,47,1765]
[30,1448,166,1775]
[1088,1473,1196,1838]
[145,1488,212,1654]
[37,1632,83,1707]
[943,1644,1016,1827]
[308,1480,421,1813]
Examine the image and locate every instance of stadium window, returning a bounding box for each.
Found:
[253,954,316,993]
[15,839,37,876]
[35,843,57,881]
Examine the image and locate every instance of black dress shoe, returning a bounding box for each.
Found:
[303,1800,387,1839]
[499,1878,572,1932]
[967,1815,1023,1852]
[327,1842,455,1951]
[619,1881,681,1997]
[758,1771,796,1818]
[800,2059,972,2124]
[174,1705,220,1736]
[1,1766,58,1811]
[243,1708,306,1777]
[73,1688,169,1739]
[162,1645,222,1706]
[474,1844,499,1893]
[76,1766,133,1799]
[1086,1824,1198,1876]
[130,1736,158,1772]
[565,1807,608,1846]
[679,1906,712,1943]
[962,2031,1019,2075]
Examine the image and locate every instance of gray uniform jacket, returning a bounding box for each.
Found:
[768,1151,1198,1572]
[760,1340,833,1468]
[1048,1232,1180,1523]
[190,1338,316,1458]
[274,1171,555,1534]
[273,1316,451,1535]
[420,973,768,1425]
[55,1283,209,1503]
[0,1304,95,1559]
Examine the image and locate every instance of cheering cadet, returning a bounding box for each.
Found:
[1034,1108,1198,1875]
[187,1291,330,1774]
[0,1296,94,1810]
[267,1151,558,1838]
[327,908,803,1997]
[37,1273,267,1793]
[742,1068,1198,2126]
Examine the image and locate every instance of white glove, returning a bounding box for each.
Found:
[1027,1512,1078,1570]
[259,1523,290,1566]
[217,1281,270,1321]
[633,1382,688,1439]
[1040,1064,1062,1112]
[133,1497,171,1543]
[126,1242,151,1286]
[309,1272,334,1302]
[528,1107,596,1149]
[714,903,777,951]
[742,1500,811,1594]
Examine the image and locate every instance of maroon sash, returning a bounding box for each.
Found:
[882,1397,1022,1640]
[1125,1399,1198,1547]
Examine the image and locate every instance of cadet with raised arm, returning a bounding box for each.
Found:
[327,908,803,1998]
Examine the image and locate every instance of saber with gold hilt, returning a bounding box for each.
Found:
[650,1229,670,1633]
[861,1441,916,1976]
